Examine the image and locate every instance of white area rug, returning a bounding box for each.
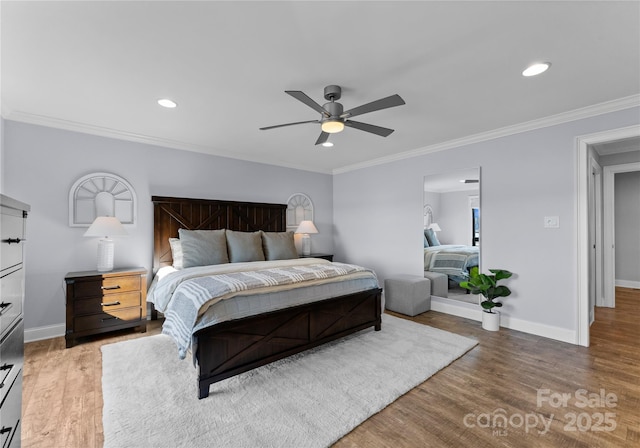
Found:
[102,314,477,448]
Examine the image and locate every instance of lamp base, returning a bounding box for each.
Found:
[97,238,115,272]
[301,234,311,256]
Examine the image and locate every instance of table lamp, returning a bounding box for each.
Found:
[84,216,128,272]
[295,220,318,256]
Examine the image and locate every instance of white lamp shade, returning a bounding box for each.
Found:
[428,223,442,232]
[84,216,127,271]
[295,220,318,256]
[84,216,128,237]
[295,220,318,234]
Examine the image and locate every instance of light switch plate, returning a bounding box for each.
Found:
[544,216,559,228]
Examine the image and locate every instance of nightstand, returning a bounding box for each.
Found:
[300,253,333,262]
[65,267,147,348]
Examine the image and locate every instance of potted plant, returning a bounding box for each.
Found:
[459,266,513,331]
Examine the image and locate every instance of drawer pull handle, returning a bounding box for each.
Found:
[101,301,121,307]
[3,238,21,244]
[0,362,14,388]
[101,316,119,322]
[0,302,11,316]
[101,285,121,290]
[0,427,12,435]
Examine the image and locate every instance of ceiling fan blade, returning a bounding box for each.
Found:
[315,132,330,145]
[342,94,405,118]
[344,120,394,137]
[259,119,319,131]
[286,91,330,117]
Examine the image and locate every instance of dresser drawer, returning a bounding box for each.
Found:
[0,320,23,408]
[74,307,142,332]
[73,291,141,315]
[0,372,22,448]
[0,269,24,338]
[72,275,141,299]
[0,211,24,274]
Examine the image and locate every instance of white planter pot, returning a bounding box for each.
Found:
[482,311,500,331]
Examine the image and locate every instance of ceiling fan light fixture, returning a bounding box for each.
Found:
[321,120,344,134]
[322,141,334,147]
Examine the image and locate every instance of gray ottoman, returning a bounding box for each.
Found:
[423,271,448,298]
[384,275,431,316]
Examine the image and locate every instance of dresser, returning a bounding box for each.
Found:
[65,267,147,348]
[0,195,29,448]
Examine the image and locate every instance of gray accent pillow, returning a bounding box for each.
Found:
[168,237,184,269]
[261,231,298,261]
[425,228,441,246]
[178,229,229,268]
[225,230,265,263]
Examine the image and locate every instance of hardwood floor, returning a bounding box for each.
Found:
[22,288,639,447]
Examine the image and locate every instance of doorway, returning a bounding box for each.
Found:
[577,125,640,347]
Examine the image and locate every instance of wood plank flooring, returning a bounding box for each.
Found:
[22,288,640,447]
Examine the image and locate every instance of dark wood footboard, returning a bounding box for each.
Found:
[195,287,382,399]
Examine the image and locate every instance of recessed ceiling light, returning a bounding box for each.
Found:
[522,62,551,77]
[157,98,177,108]
[322,141,334,147]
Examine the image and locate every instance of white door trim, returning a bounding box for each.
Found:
[603,162,640,308]
[576,125,640,347]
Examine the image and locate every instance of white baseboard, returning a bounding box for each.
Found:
[430,296,577,345]
[24,323,65,343]
[499,314,576,345]
[431,296,482,322]
[615,279,640,289]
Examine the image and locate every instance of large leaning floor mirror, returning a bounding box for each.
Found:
[423,168,480,304]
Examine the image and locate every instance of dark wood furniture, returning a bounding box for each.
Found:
[151,196,381,398]
[300,253,333,261]
[65,267,147,348]
[1,195,29,448]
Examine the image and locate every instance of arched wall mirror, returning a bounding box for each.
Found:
[423,168,480,304]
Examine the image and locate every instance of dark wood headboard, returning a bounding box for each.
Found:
[152,196,287,273]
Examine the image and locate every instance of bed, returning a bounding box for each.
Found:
[148,196,382,399]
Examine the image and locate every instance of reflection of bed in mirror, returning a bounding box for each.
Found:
[423,244,479,284]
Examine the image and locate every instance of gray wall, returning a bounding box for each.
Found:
[615,171,640,283]
[333,107,640,341]
[3,121,334,333]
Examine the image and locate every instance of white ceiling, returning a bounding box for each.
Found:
[2,1,639,174]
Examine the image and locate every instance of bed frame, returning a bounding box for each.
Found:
[151,196,382,398]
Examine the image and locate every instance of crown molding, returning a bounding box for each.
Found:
[4,94,638,177]
[2,110,334,175]
[333,94,640,175]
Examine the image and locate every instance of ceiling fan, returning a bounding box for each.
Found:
[259,85,405,145]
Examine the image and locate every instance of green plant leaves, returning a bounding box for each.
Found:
[459,268,513,309]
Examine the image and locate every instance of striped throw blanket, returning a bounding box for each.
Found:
[160,262,373,359]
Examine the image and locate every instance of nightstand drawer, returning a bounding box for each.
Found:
[73,291,141,315]
[74,307,142,332]
[65,267,147,347]
[73,275,141,298]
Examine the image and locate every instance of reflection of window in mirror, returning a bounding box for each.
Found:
[472,207,480,246]
[469,195,480,246]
